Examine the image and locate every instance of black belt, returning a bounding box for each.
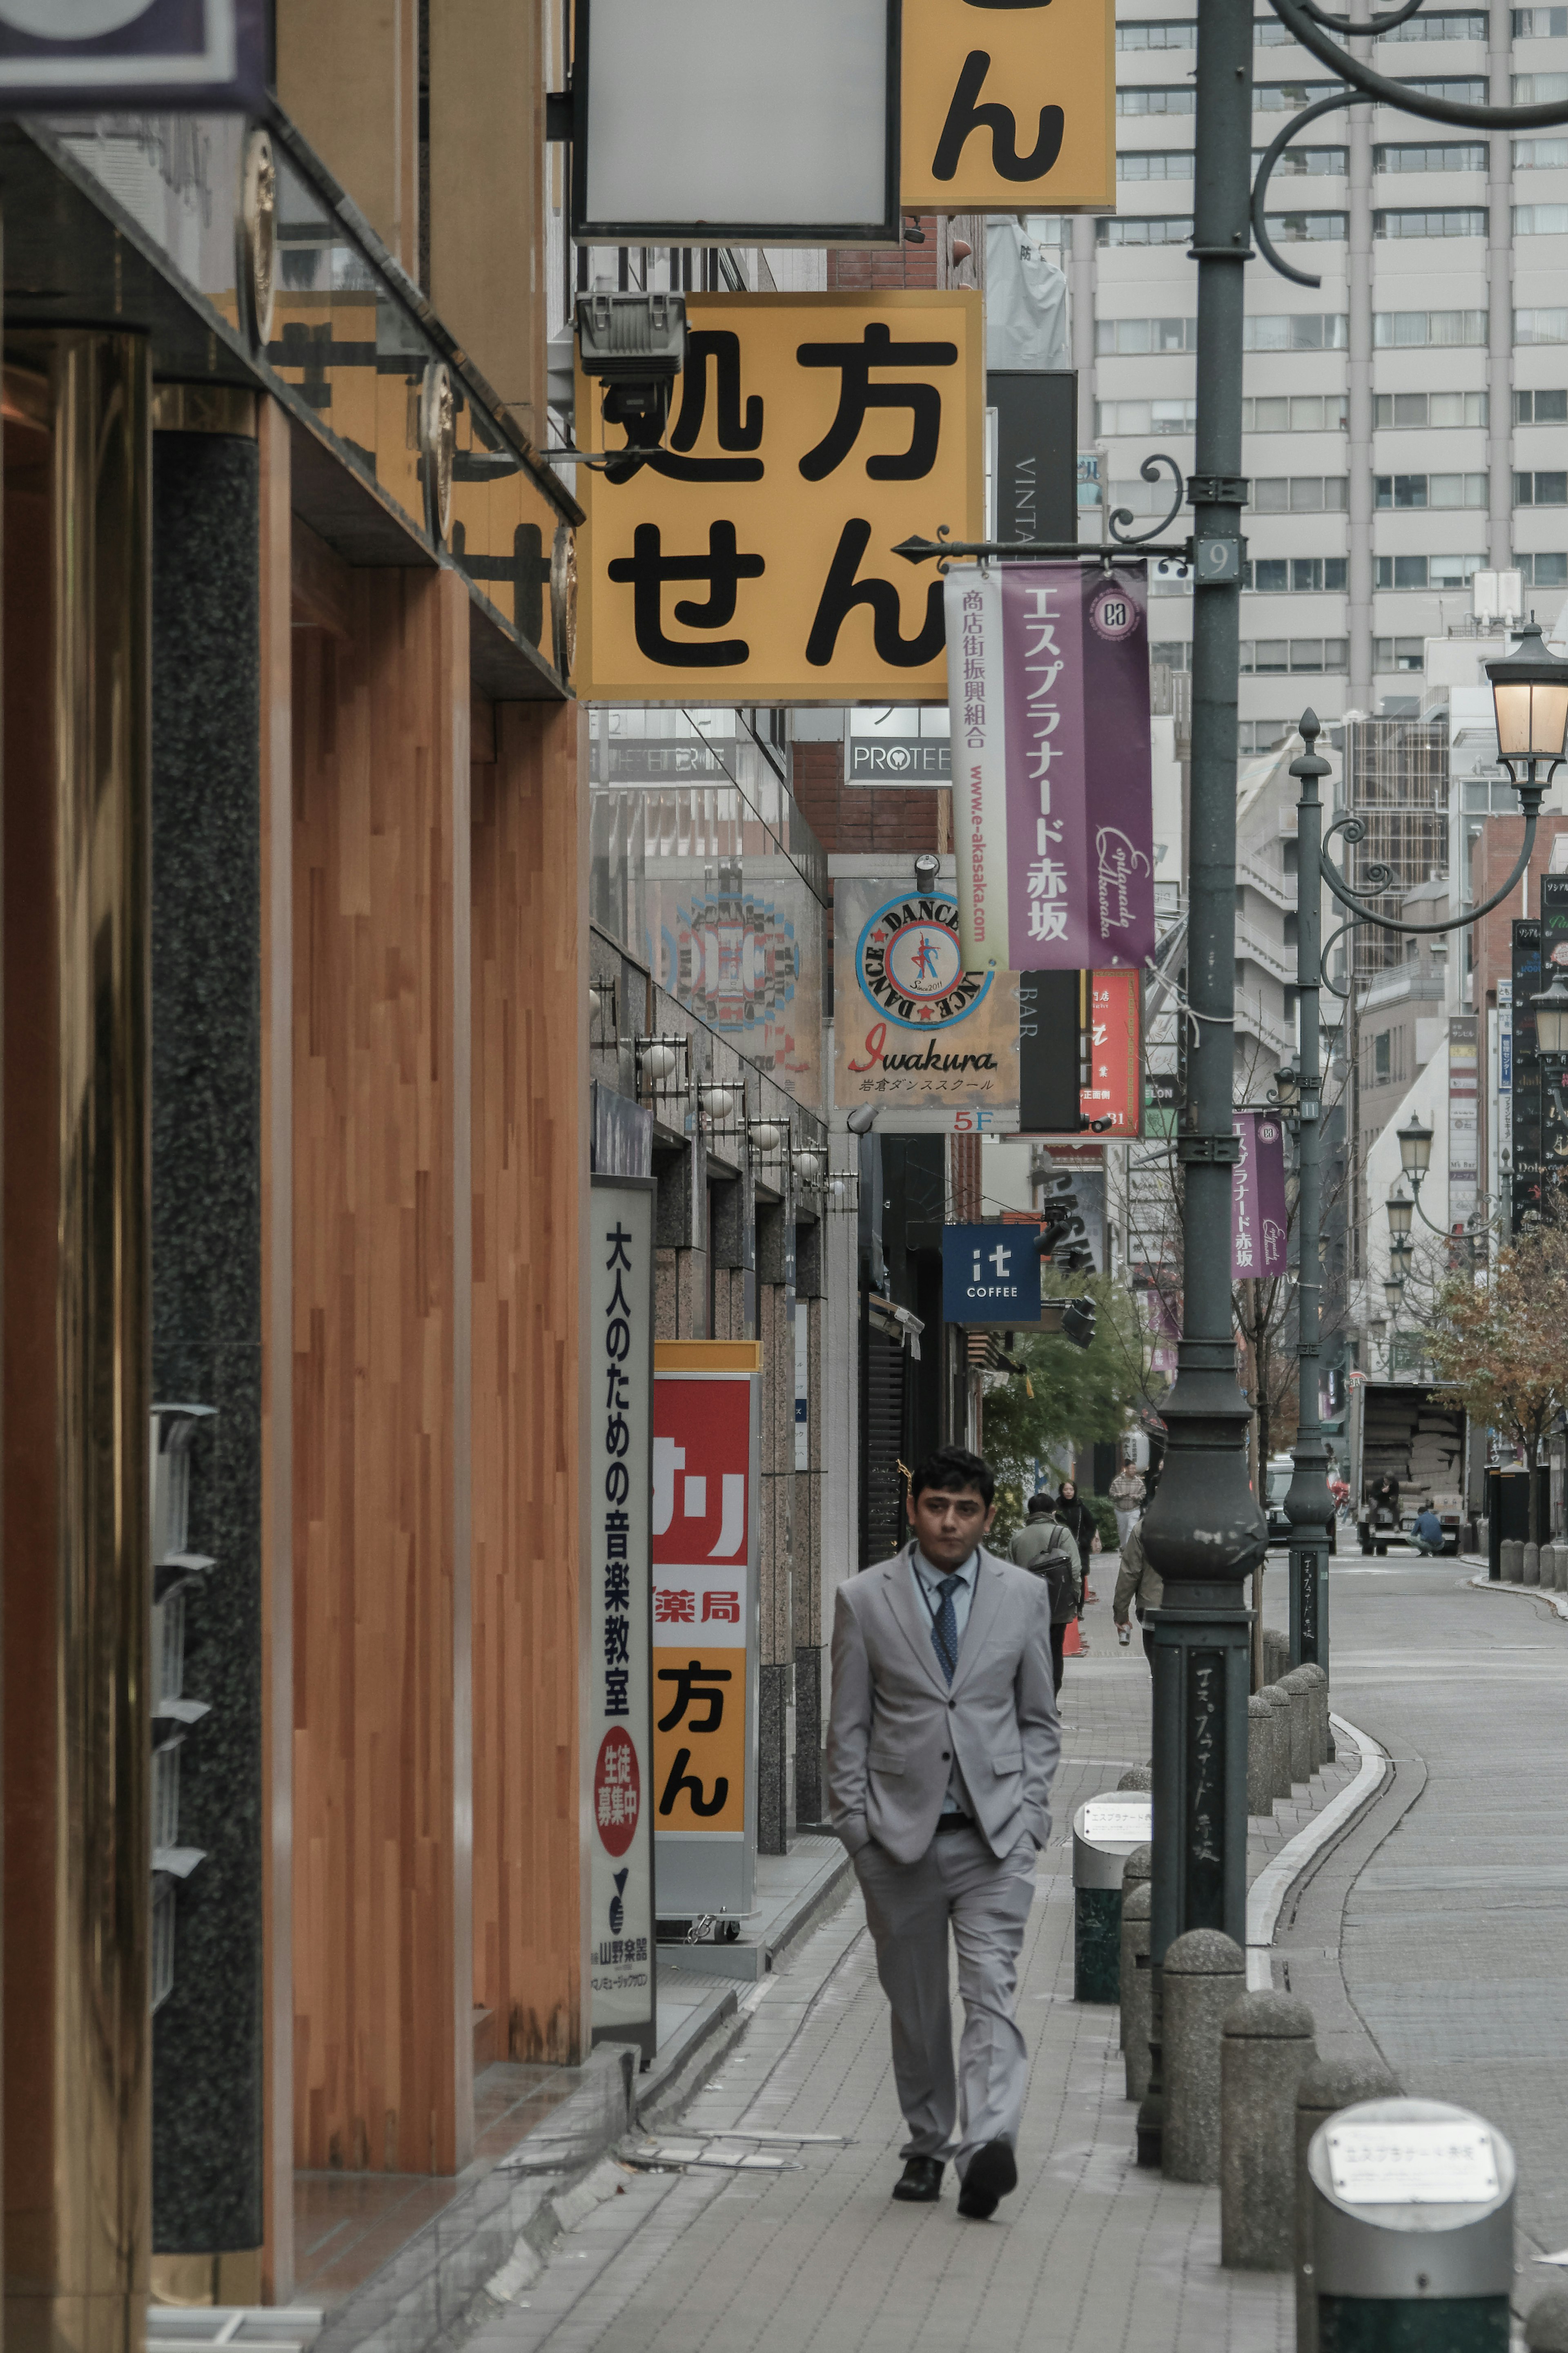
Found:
[934,1812,977,1835]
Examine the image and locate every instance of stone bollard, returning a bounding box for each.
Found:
[1247,1693,1276,1818]
[1263,1628,1290,1689]
[1220,1992,1316,2271]
[1279,1665,1316,1786]
[1528,2286,1568,2350]
[1502,1538,1523,1581]
[1526,1541,1541,1585]
[1543,1543,1559,1590]
[1260,1682,1293,1802]
[1294,2055,1402,2353]
[1118,1844,1153,2050]
[1298,1662,1331,1773]
[1121,1882,1153,2101]
[1117,1764,1154,1791]
[1163,1928,1246,2184]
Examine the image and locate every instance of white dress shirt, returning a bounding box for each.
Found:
[910,1543,980,1816]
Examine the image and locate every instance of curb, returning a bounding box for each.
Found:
[1244,1712,1390,1990]
[1466,1566,1568,1622]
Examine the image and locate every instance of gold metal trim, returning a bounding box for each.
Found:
[151,384,259,437]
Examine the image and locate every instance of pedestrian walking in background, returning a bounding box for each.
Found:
[1112,1519,1163,1666]
[1055,1476,1101,1600]
[1009,1491,1083,1695]
[1108,1456,1146,1551]
[826,1445,1060,2221]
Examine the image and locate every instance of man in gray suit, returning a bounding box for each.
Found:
[826,1445,1060,2219]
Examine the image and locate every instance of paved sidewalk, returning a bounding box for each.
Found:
[469,1581,1364,2353]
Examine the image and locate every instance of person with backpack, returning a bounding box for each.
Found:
[1009,1492,1083,1694]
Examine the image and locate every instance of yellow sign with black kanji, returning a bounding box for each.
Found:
[576,291,983,704]
[901,0,1116,214]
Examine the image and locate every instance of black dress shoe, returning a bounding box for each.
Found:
[957,2139,1018,2219]
[891,2155,944,2202]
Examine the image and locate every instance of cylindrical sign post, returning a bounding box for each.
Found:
[1073,1788,1153,2003]
[1307,2098,1515,2353]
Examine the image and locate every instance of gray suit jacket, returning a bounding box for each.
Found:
[826,1542,1061,1866]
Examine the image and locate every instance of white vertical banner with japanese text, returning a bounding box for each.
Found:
[945,562,1157,976]
[589,1175,657,2059]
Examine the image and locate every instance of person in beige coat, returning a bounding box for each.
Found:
[1112,1520,1163,1667]
[827,1445,1059,2221]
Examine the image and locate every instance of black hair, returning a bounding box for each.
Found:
[910,1446,996,1508]
[1028,1490,1054,1513]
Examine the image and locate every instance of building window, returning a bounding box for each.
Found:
[1374,637,1428,670]
[1512,71,1568,103]
[1247,557,1350,591]
[1253,475,1349,511]
[1095,315,1198,355]
[1255,80,1350,108]
[1373,1032,1392,1085]
[1374,390,1488,426]
[1118,149,1196,179]
[1097,397,1200,437]
[1096,215,1194,244]
[1374,473,1488,508]
[1397,75,1488,99]
[1374,309,1488,346]
[1515,205,1568,234]
[1116,85,1197,113]
[1378,9,1487,33]
[1118,18,1198,46]
[1254,14,1297,40]
[1374,141,1489,170]
[1515,388,1568,423]
[1374,553,1483,587]
[1239,719,1294,754]
[1267,210,1350,241]
[1514,137,1568,166]
[1515,471,1568,504]
[1244,394,1349,430]
[1516,552,1568,584]
[1150,640,1192,669]
[1515,7,1568,30]
[1240,638,1349,672]
[1374,207,1489,236]
[1517,309,1568,343]
[1245,313,1349,350]
[1252,143,1348,174]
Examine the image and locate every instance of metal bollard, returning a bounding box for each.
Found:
[1295,2056,1403,2353]
[1072,1789,1151,2003]
[1117,1763,1154,1791]
[1261,1681,1293,1802]
[1502,1538,1523,1582]
[1525,1541,1541,1586]
[1527,2285,1568,2350]
[1248,1693,1276,1818]
[1220,1991,1316,2271]
[1163,1927,1245,2184]
[1118,1844,1153,2050]
[1307,2097,1515,2353]
[1279,1666,1316,1785]
[1121,1881,1152,2102]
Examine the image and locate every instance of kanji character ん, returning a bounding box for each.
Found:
[657,1746,729,1818]
[806,520,944,671]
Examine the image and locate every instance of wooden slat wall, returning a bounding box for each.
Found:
[470,700,590,2063]
[290,566,473,2175]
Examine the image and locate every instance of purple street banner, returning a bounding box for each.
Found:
[945,561,1157,974]
[1232,1111,1288,1280]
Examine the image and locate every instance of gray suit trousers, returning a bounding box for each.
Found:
[853,1823,1037,2175]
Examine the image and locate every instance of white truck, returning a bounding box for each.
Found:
[1347,1379,1467,1555]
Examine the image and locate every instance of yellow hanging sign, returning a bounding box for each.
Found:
[901,0,1116,215]
[575,291,983,704]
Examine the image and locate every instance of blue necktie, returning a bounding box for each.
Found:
[931,1573,962,1684]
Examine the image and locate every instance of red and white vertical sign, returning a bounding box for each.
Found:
[588,1178,656,2056]
[1081,968,1143,1136]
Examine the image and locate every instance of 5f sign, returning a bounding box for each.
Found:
[902,0,1115,214]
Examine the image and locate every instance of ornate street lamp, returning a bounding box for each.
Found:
[1383,1274,1405,1318]
[1530,973,1568,1066]
[1398,1117,1434,1181]
[1485,619,1568,806]
[1385,1190,1413,1242]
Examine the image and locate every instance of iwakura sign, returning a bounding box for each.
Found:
[833,875,1019,1125]
[577,292,983,702]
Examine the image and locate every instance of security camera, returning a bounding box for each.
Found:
[913,852,941,893]
[846,1105,878,1136]
[574,288,687,449]
[1062,1296,1097,1351]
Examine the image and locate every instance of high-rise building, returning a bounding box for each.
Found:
[1065,0,1568,749]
